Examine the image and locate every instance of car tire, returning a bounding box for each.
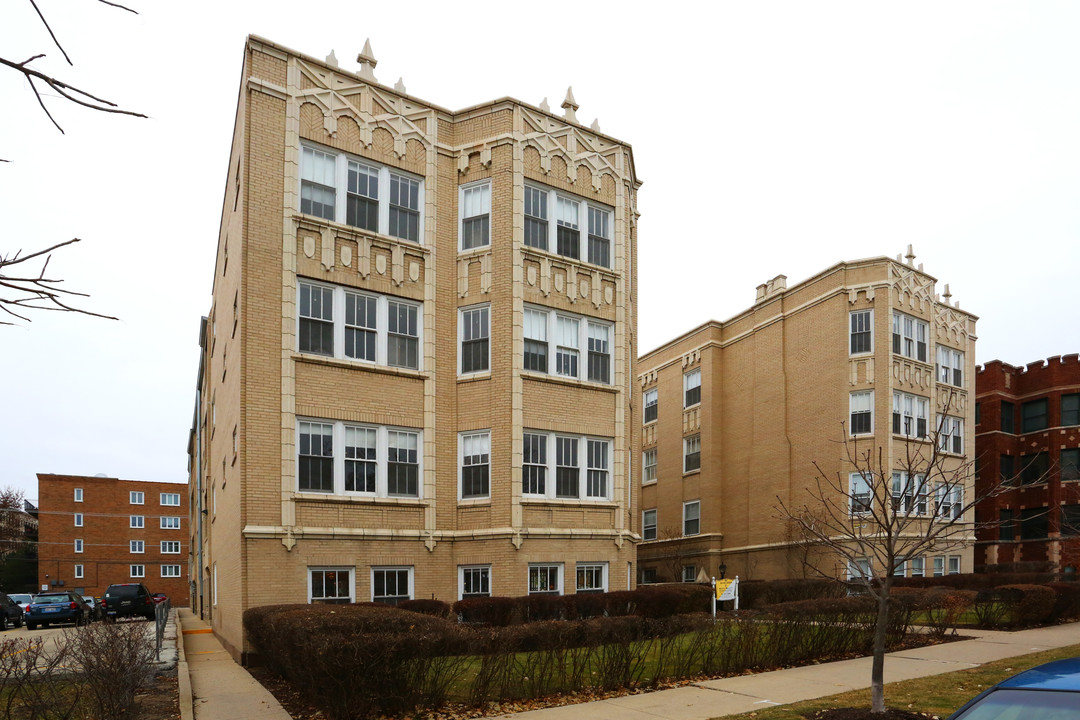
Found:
[0,614,7,631]
[14,614,22,628]
[26,622,36,631]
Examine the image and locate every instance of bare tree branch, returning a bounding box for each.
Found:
[28,0,73,65]
[0,239,118,325]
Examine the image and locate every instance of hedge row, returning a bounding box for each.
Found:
[244,597,898,719]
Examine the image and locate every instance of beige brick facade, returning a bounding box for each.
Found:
[637,253,978,584]
[188,36,641,660]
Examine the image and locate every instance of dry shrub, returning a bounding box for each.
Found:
[997,584,1056,627]
[922,588,976,637]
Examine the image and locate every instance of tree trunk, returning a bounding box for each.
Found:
[871,579,892,713]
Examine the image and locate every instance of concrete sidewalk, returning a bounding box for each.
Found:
[174,613,1080,720]
[493,623,1080,720]
[178,608,291,720]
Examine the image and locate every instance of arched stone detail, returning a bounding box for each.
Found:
[299,102,326,138]
[372,127,395,158]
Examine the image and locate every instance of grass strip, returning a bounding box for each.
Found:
[716,643,1080,720]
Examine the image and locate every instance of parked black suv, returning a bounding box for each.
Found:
[102,583,156,621]
[0,592,24,630]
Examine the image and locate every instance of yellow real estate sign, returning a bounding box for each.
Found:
[714,578,736,600]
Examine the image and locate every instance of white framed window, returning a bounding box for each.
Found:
[297,280,421,370]
[936,346,964,388]
[683,500,700,536]
[642,448,657,484]
[161,541,181,554]
[850,391,873,435]
[130,565,145,579]
[848,558,872,580]
[893,557,907,577]
[684,369,701,408]
[160,493,181,506]
[74,564,84,579]
[300,143,424,243]
[948,556,961,575]
[892,311,928,362]
[911,557,925,577]
[576,562,607,593]
[935,483,963,520]
[643,388,658,424]
[161,516,181,530]
[459,180,491,250]
[528,563,562,595]
[213,563,217,606]
[933,556,945,577]
[850,472,872,514]
[459,565,491,599]
[130,515,144,529]
[309,567,353,604]
[523,182,613,268]
[850,309,873,355]
[298,419,422,498]
[684,435,701,473]
[523,305,612,385]
[162,565,181,578]
[74,513,83,527]
[642,508,657,541]
[892,391,929,439]
[682,566,697,583]
[891,472,928,515]
[74,487,83,502]
[520,431,611,501]
[130,540,144,554]
[459,431,491,500]
[74,539,83,553]
[459,305,490,374]
[130,491,144,505]
[372,566,412,606]
[937,415,964,455]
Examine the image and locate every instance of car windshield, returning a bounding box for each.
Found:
[10,594,32,603]
[34,595,69,603]
[952,688,1080,719]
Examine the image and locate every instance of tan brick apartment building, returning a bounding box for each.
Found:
[188,37,641,659]
[37,474,189,601]
[974,355,1080,570]
[637,251,978,583]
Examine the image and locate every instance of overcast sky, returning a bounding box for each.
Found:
[2,1,1078,503]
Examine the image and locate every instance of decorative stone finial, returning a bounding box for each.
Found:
[943,283,952,304]
[539,97,550,112]
[562,86,579,123]
[905,244,915,266]
[394,77,406,94]
[357,38,378,82]
[590,118,601,132]
[325,50,339,67]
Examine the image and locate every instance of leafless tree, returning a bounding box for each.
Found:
[0,487,28,557]
[774,402,1016,714]
[2,0,142,324]
[658,526,695,583]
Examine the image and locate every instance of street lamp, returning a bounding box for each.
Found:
[718,562,727,579]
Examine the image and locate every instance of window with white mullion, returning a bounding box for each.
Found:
[850,472,872,514]
[388,173,420,242]
[642,508,657,540]
[297,420,421,498]
[556,196,580,259]
[684,369,701,408]
[891,471,928,515]
[937,415,964,454]
[892,391,928,439]
[343,291,378,362]
[346,160,379,232]
[459,305,490,374]
[642,448,657,484]
[460,182,491,250]
[850,391,873,435]
[643,388,658,424]
[892,311,928,362]
[587,206,610,267]
[300,146,336,220]
[555,315,580,378]
[523,308,549,372]
[524,186,548,250]
[587,323,611,383]
[936,345,964,388]
[460,431,491,500]
[298,282,335,356]
[523,431,611,501]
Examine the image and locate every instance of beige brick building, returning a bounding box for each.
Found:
[188,36,641,660]
[637,251,977,584]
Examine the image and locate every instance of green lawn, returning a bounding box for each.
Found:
[715,643,1080,720]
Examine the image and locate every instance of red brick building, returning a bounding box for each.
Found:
[974,355,1080,572]
[37,474,189,602]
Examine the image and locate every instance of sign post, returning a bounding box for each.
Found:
[712,575,739,616]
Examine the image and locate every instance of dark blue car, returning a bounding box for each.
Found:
[948,657,1080,719]
[25,591,91,630]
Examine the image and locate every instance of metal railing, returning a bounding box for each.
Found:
[154,598,171,660]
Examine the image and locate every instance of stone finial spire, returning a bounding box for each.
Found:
[394,77,406,94]
[539,97,550,112]
[325,49,339,67]
[561,86,579,123]
[590,118,601,132]
[905,244,916,266]
[357,38,378,82]
[943,283,952,305]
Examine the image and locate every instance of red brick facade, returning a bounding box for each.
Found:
[37,474,189,602]
[974,355,1080,571]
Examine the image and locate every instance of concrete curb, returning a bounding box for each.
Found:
[176,609,194,720]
